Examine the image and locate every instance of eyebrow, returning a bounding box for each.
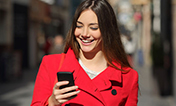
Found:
[77,21,98,25]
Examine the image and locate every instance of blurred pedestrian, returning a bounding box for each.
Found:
[121,34,136,67]
[31,0,139,106]
[44,36,52,55]
[50,35,64,54]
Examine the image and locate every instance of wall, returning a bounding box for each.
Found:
[12,0,30,6]
[0,0,12,45]
[173,0,176,103]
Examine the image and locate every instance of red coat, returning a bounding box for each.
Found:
[31,48,139,106]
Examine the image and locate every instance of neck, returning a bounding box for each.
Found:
[79,50,107,72]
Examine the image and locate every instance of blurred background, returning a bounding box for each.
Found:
[0,0,176,106]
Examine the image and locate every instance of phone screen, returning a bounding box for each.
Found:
[57,72,75,89]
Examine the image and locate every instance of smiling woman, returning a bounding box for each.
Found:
[31,0,139,106]
[74,9,102,54]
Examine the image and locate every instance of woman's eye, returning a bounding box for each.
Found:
[76,25,82,28]
[90,27,98,30]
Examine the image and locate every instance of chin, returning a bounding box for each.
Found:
[80,47,94,53]
[81,49,92,53]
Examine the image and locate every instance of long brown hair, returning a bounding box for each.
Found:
[64,0,131,70]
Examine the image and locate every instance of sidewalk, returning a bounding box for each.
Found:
[135,65,175,106]
[0,68,37,106]
[133,53,176,106]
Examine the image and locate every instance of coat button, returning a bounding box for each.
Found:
[111,89,117,95]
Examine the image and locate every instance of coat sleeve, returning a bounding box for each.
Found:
[30,56,53,106]
[125,71,139,106]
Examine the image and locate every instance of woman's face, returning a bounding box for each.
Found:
[74,9,102,53]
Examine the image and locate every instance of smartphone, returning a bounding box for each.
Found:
[57,72,77,98]
[57,72,75,89]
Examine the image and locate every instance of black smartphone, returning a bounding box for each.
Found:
[57,72,75,89]
[57,72,77,98]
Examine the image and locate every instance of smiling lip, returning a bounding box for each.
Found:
[80,38,94,46]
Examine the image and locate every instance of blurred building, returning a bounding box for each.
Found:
[29,0,71,68]
[0,0,12,46]
[172,0,176,103]
[152,0,174,98]
[0,0,80,82]
[109,0,176,104]
[0,0,14,82]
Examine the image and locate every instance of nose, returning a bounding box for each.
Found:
[81,27,89,38]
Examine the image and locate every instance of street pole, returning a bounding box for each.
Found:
[173,0,176,103]
[160,0,173,96]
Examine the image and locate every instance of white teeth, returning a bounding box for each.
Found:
[82,40,91,43]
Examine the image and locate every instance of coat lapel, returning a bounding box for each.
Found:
[92,66,122,91]
[58,48,106,105]
[75,68,106,105]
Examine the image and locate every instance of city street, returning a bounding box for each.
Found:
[0,0,176,106]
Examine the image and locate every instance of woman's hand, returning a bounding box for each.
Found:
[48,81,80,106]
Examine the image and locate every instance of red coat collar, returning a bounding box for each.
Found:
[58,48,126,105]
[59,48,122,83]
[58,48,79,73]
[59,48,123,82]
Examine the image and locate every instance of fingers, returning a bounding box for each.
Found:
[55,90,80,104]
[56,89,80,99]
[52,81,80,105]
[54,81,69,89]
[53,85,79,98]
[57,99,69,105]
[59,86,78,94]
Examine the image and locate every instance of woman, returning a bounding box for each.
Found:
[31,0,139,106]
